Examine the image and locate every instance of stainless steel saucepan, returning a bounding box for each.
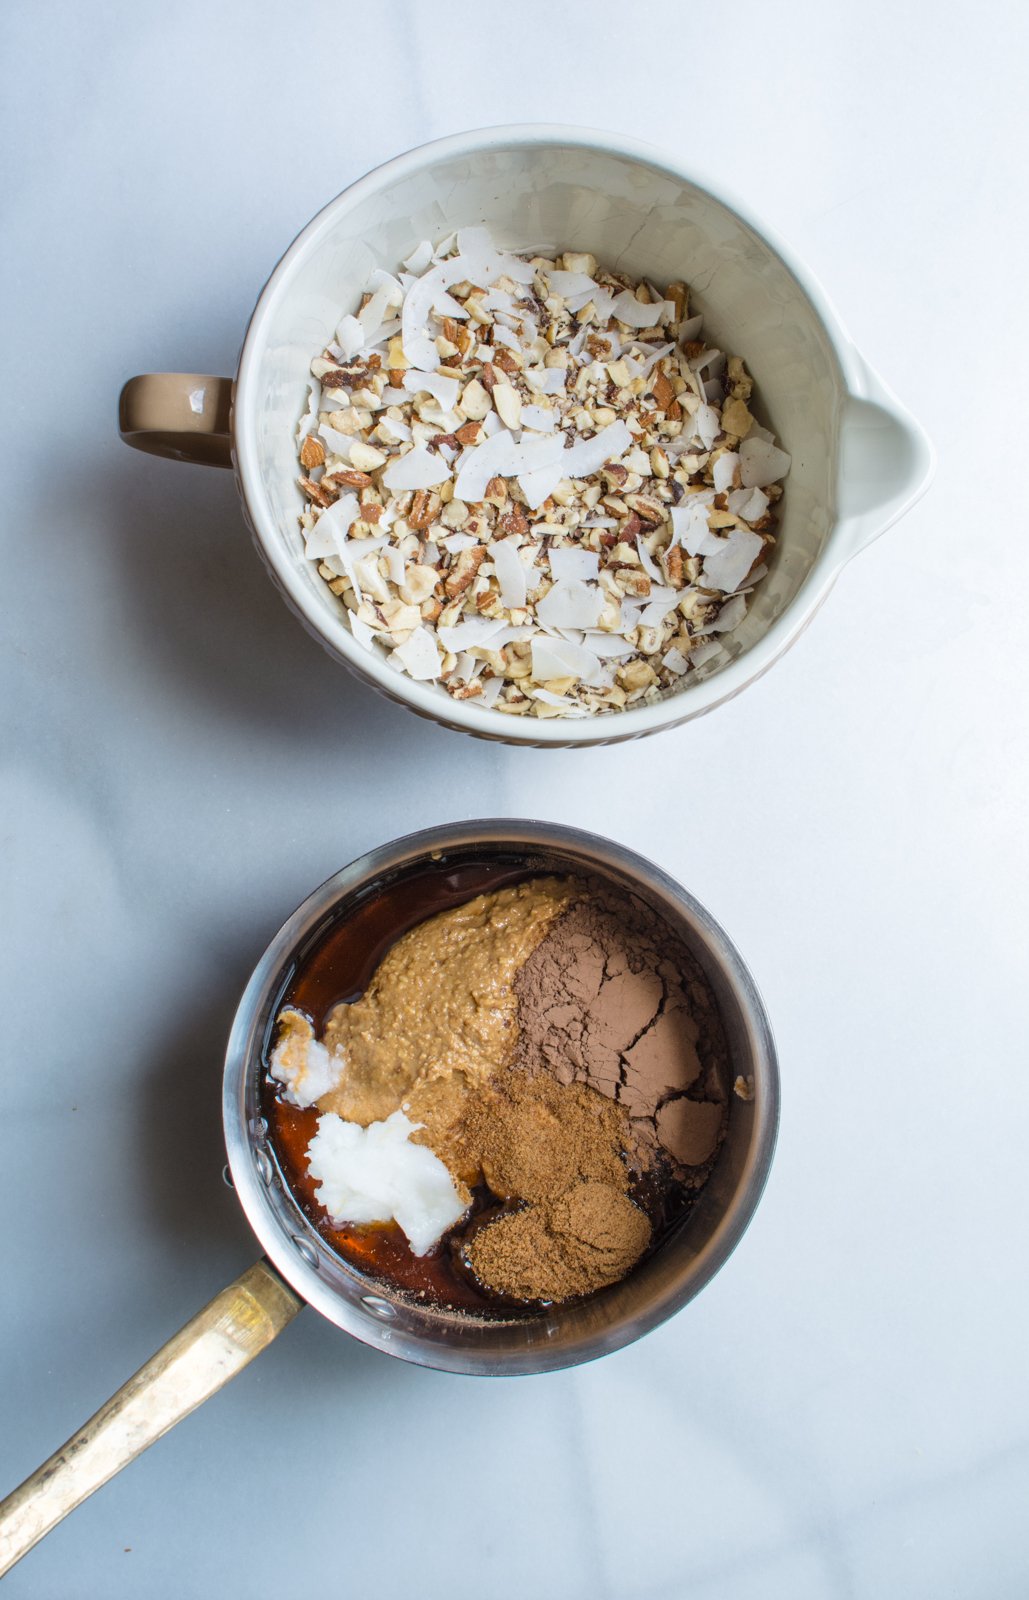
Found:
[0,820,779,1576]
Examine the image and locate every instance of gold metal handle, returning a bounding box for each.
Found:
[0,1259,302,1578]
[118,372,234,466]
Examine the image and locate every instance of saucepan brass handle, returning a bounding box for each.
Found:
[0,1259,302,1578]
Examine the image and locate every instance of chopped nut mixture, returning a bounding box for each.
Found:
[295,229,791,718]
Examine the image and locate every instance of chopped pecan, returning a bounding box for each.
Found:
[499,503,528,536]
[444,545,486,597]
[408,490,436,531]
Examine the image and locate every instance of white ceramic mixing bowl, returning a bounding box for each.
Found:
[120,124,933,745]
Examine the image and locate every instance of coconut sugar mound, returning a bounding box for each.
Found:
[455,1071,651,1303]
[466,1182,651,1302]
[456,1070,631,1202]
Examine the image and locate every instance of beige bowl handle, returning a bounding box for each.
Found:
[0,1259,301,1578]
[119,373,234,466]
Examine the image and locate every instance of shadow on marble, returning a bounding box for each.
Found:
[133,979,251,1260]
[94,444,460,764]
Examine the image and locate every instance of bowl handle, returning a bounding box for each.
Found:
[835,354,935,560]
[119,373,234,467]
[0,1259,301,1577]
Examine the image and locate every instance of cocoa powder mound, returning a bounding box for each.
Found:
[513,882,729,1171]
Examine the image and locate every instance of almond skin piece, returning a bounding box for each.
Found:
[299,434,326,470]
[324,468,372,490]
[651,372,674,412]
[298,475,334,507]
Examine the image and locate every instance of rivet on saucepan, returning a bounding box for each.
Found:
[361,1295,398,1321]
[254,1149,274,1186]
[221,1164,235,1189]
[292,1235,320,1270]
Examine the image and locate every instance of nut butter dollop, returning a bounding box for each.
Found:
[316,876,576,1173]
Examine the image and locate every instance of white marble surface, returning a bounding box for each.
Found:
[2,1,1027,1594]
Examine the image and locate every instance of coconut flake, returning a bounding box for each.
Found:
[567,288,615,322]
[713,452,740,494]
[547,270,600,297]
[518,461,566,510]
[335,315,365,358]
[638,588,683,628]
[384,546,405,587]
[348,613,378,652]
[740,437,791,488]
[377,415,413,444]
[438,616,508,651]
[491,325,521,354]
[440,531,479,555]
[492,539,528,609]
[297,382,320,442]
[563,420,632,479]
[304,493,360,559]
[536,578,605,631]
[689,638,723,666]
[404,370,460,410]
[662,646,690,675]
[671,502,721,558]
[393,626,442,680]
[549,547,600,583]
[524,366,567,396]
[611,291,675,328]
[701,528,764,594]
[581,632,636,659]
[456,429,564,504]
[335,531,389,600]
[727,486,769,523]
[639,342,675,377]
[679,314,704,341]
[403,240,433,274]
[382,445,451,491]
[318,422,354,460]
[694,404,720,450]
[710,593,749,633]
[635,536,664,585]
[401,264,454,371]
[522,404,556,432]
[531,636,607,686]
